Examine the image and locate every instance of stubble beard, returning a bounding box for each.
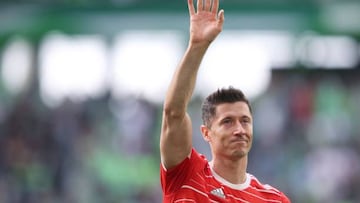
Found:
[231,150,248,159]
[230,142,252,160]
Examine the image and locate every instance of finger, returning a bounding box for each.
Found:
[211,0,219,14]
[197,0,203,12]
[204,0,211,11]
[217,9,225,25]
[188,0,195,15]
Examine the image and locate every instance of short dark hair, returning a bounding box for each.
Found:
[201,86,252,128]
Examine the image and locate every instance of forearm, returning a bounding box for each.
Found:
[163,42,210,115]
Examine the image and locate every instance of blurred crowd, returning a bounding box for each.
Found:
[0,68,360,203]
[249,69,360,203]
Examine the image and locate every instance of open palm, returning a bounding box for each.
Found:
[188,0,225,45]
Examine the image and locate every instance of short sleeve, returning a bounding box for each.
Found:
[160,148,206,194]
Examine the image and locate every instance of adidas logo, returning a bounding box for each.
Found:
[210,188,226,199]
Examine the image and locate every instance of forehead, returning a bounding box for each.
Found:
[214,102,252,119]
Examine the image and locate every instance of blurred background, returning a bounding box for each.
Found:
[0,0,360,202]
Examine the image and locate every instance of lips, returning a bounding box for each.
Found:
[231,139,248,144]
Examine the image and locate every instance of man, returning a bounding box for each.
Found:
[160,0,291,202]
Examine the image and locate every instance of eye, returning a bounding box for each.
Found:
[241,118,251,124]
[222,118,233,125]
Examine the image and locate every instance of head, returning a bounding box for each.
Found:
[201,87,252,128]
[201,87,253,159]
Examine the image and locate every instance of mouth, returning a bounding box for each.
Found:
[231,139,248,144]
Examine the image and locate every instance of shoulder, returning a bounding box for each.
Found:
[248,173,291,202]
[248,173,281,193]
[161,148,209,181]
[188,148,209,168]
[160,148,210,195]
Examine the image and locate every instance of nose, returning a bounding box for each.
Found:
[233,121,246,135]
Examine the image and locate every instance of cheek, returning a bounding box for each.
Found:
[217,133,232,146]
[246,125,253,136]
[212,128,234,144]
[210,132,226,145]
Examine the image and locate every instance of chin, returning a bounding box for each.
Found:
[231,150,248,158]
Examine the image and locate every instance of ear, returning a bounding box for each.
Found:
[200,125,211,142]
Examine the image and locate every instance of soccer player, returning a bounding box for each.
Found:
[159,0,291,202]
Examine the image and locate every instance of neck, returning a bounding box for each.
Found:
[209,156,248,184]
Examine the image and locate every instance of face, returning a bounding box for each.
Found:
[201,101,253,160]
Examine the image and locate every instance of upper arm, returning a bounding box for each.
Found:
[160,109,193,169]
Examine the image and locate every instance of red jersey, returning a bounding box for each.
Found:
[161,148,291,203]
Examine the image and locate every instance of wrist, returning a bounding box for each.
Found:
[187,40,211,52]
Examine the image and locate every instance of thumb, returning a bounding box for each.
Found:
[218,9,225,25]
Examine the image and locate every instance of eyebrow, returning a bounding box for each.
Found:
[218,114,252,121]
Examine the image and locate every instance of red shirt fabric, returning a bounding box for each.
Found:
[160,148,291,203]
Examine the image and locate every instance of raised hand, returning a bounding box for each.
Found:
[187,0,225,46]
